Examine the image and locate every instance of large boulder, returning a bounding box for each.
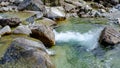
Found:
[0,26,11,35]
[99,26,120,47]
[30,24,55,47]
[0,18,21,27]
[18,0,46,13]
[13,25,31,35]
[1,38,55,68]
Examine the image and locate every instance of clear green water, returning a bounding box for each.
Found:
[51,22,104,68]
[51,18,120,68]
[0,12,120,68]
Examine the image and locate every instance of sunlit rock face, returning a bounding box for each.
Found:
[13,25,32,35]
[45,7,66,21]
[0,25,11,36]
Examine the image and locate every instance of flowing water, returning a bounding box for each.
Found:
[0,12,120,68]
[51,18,120,68]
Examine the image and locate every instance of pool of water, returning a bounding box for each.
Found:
[51,18,120,68]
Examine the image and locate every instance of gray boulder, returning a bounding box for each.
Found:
[0,26,11,35]
[45,7,66,21]
[13,25,31,35]
[1,38,55,68]
[18,0,46,12]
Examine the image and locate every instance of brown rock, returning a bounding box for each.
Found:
[99,26,120,46]
[30,24,55,47]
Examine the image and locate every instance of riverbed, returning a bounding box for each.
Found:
[0,12,120,68]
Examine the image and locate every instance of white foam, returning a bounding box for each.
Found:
[54,28,103,50]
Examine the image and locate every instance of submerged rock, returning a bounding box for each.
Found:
[0,26,11,35]
[0,18,21,27]
[13,25,31,35]
[1,38,55,68]
[99,26,120,47]
[30,24,55,47]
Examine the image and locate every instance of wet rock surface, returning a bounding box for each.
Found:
[0,38,55,68]
[0,0,120,68]
[30,24,55,47]
[99,26,120,46]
